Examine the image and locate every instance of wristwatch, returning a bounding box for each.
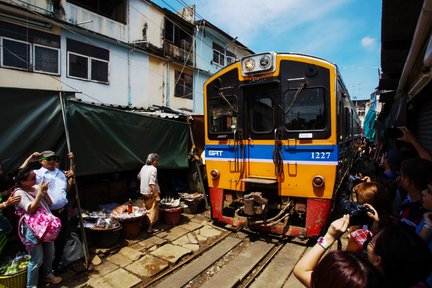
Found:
[317,236,331,249]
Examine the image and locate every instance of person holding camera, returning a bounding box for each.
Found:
[294,214,384,288]
[346,181,397,254]
[396,126,432,161]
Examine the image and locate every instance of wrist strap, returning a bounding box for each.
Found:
[317,236,331,249]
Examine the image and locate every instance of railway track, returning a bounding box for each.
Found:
[146,230,309,288]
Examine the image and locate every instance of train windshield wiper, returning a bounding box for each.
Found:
[217,90,238,113]
[279,77,308,115]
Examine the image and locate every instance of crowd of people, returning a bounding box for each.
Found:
[294,126,432,288]
[0,150,76,287]
[2,124,432,287]
[0,150,163,288]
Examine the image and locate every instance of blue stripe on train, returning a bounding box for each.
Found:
[205,144,339,162]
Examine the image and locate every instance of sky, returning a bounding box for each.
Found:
[153,0,382,100]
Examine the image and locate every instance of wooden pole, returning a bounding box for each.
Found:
[58,92,90,269]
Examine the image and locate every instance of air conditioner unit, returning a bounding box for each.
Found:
[408,72,432,99]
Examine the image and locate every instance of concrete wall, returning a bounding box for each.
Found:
[148,57,166,107]
[65,2,127,42]
[60,30,149,106]
[129,0,164,48]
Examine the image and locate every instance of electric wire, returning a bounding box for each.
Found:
[4,0,241,104]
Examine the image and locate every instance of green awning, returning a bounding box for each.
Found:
[0,88,188,176]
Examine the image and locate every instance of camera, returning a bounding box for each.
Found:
[348,174,364,187]
[339,199,374,226]
[385,127,403,138]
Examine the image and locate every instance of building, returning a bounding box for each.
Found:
[0,0,252,114]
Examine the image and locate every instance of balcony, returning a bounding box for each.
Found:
[164,41,193,66]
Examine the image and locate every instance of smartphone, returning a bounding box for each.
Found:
[386,127,403,138]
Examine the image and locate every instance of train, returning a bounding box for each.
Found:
[203,52,361,238]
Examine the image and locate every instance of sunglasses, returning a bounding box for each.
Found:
[41,156,59,162]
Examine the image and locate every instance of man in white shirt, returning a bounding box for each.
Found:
[34,150,71,274]
[137,153,161,233]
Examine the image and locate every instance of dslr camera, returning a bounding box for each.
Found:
[339,199,375,226]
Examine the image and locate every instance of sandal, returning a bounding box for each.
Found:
[43,274,62,284]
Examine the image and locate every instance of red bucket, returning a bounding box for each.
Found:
[160,207,183,225]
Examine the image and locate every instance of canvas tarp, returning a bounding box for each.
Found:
[0,88,188,176]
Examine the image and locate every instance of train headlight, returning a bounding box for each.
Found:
[259,55,271,69]
[244,58,255,71]
[312,175,325,188]
[241,52,276,76]
[210,169,220,180]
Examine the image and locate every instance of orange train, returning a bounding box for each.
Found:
[203,52,361,238]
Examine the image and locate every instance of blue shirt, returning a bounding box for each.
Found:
[35,167,68,210]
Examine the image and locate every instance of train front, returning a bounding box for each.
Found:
[203,52,340,238]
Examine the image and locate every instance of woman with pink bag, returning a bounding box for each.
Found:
[13,167,62,287]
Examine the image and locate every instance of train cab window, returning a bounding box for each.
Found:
[251,96,273,133]
[283,87,326,131]
[208,97,237,133]
[245,85,276,133]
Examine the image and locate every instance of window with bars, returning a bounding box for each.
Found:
[174,70,193,99]
[212,42,237,66]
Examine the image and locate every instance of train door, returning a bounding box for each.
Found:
[242,82,279,182]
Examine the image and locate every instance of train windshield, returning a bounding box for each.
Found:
[283,87,326,130]
[208,96,238,134]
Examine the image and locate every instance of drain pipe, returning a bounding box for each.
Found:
[166,58,171,107]
[128,47,136,106]
[396,0,432,97]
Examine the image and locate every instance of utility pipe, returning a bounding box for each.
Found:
[396,0,432,97]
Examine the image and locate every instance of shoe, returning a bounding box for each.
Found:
[147,228,160,234]
[54,263,67,274]
[43,274,62,284]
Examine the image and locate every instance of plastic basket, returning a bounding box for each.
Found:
[0,269,27,288]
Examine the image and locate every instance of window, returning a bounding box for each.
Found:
[164,19,192,48]
[67,39,109,84]
[67,0,126,23]
[174,71,193,99]
[226,50,236,65]
[212,42,224,66]
[1,38,60,74]
[206,68,239,137]
[34,45,60,74]
[212,42,237,67]
[284,87,327,131]
[1,38,30,70]
[244,84,276,133]
[0,21,61,75]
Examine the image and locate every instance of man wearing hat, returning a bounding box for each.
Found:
[34,150,71,274]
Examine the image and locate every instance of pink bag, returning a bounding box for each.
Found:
[17,205,62,243]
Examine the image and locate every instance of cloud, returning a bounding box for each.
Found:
[361,36,376,49]
[194,0,350,46]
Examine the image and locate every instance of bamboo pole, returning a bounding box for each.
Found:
[58,92,90,269]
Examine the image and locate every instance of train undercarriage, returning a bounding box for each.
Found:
[210,185,332,238]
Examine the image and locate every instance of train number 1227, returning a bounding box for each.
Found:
[311,152,331,159]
